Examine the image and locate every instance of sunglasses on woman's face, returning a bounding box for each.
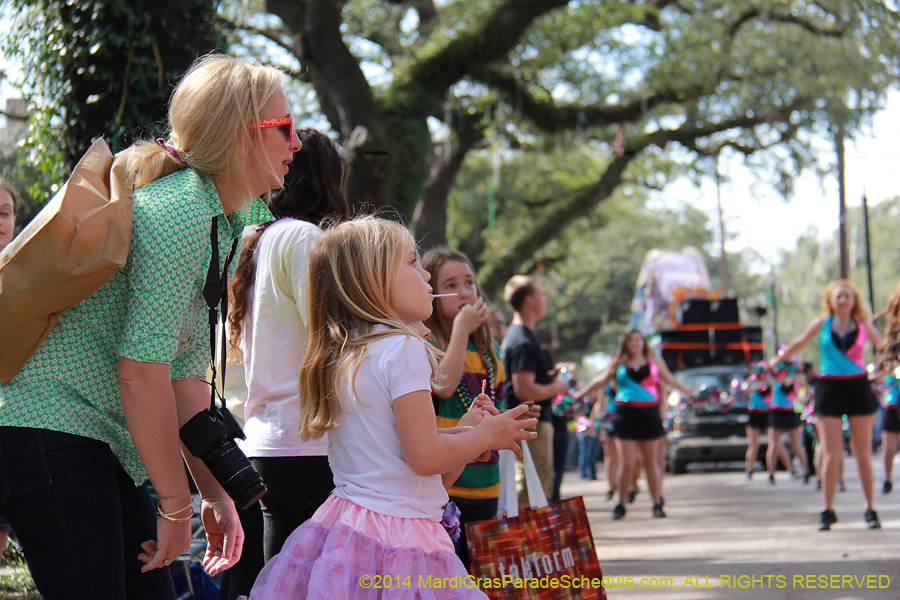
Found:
[250,117,293,140]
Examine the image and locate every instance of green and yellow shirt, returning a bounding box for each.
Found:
[434,341,505,499]
[0,168,245,484]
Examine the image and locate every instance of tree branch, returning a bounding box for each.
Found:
[265,0,308,32]
[682,121,802,157]
[221,17,296,55]
[298,0,380,138]
[394,0,568,110]
[479,67,713,132]
[729,8,846,38]
[413,109,487,249]
[379,0,438,24]
[479,99,812,295]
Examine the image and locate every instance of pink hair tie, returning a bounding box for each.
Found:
[156,138,182,161]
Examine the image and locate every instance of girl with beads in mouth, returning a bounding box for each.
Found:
[422,248,506,572]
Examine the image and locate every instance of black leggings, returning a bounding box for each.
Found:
[250,456,334,562]
[223,498,264,600]
[0,427,176,600]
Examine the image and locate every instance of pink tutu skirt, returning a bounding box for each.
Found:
[246,495,487,599]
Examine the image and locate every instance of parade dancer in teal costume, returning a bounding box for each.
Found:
[773,280,884,531]
[766,358,810,485]
[584,331,693,520]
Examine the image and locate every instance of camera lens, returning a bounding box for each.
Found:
[203,440,267,509]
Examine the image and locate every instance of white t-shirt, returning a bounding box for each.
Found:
[329,332,448,520]
[239,218,327,457]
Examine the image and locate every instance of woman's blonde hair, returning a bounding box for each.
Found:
[421,247,499,370]
[821,279,870,322]
[299,216,443,440]
[126,54,285,198]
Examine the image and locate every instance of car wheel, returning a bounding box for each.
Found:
[669,456,687,475]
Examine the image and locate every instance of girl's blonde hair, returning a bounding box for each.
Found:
[299,216,442,440]
[126,54,285,198]
[821,279,870,322]
[421,247,499,369]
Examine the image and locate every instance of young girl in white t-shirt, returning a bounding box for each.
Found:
[246,216,536,599]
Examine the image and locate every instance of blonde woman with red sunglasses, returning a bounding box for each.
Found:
[0,54,301,600]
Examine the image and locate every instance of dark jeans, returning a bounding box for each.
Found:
[251,456,334,562]
[577,434,602,480]
[220,497,264,600]
[0,427,176,600]
[551,418,569,502]
[450,495,497,574]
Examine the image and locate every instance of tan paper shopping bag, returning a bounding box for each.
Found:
[0,138,133,383]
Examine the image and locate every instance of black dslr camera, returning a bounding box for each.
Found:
[180,405,267,510]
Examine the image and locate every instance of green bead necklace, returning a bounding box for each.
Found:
[457,350,495,410]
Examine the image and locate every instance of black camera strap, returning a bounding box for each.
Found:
[203,216,239,410]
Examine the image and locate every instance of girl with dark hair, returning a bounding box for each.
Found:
[227,128,350,587]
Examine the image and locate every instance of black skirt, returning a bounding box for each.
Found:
[612,404,665,440]
[747,411,769,430]
[884,408,900,433]
[768,410,801,430]
[815,376,877,417]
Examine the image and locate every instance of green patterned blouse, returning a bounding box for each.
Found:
[0,168,245,484]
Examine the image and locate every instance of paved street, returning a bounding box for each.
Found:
[562,460,900,600]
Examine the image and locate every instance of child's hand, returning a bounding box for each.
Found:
[475,404,538,458]
[518,400,542,421]
[453,297,487,336]
[457,394,498,428]
[472,394,499,415]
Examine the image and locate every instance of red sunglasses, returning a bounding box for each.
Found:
[249,117,293,139]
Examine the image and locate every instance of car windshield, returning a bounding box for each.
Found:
[678,371,743,391]
[672,367,751,413]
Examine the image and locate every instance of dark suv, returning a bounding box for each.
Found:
[666,364,765,474]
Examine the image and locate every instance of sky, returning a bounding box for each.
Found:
[654,88,900,268]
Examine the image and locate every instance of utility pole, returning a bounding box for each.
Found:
[836,123,849,279]
[770,275,779,354]
[862,192,876,318]
[715,155,730,294]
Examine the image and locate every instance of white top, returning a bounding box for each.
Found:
[329,332,448,520]
[239,218,327,457]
